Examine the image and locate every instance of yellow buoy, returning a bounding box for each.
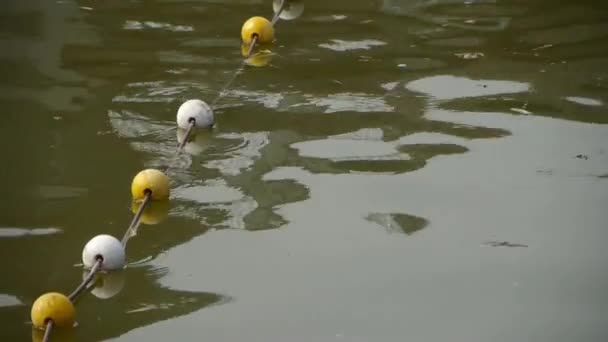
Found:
[241,16,274,45]
[131,199,169,225]
[131,169,170,201]
[30,292,75,329]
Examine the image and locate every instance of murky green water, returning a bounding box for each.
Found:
[2,0,608,341]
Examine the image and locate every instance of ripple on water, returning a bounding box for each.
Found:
[292,139,409,162]
[296,93,394,113]
[366,212,429,235]
[291,130,469,175]
[564,96,603,107]
[319,39,387,52]
[426,36,485,48]
[330,128,385,141]
[0,294,22,307]
[0,227,62,238]
[381,0,511,31]
[311,14,348,22]
[123,20,194,32]
[204,132,270,176]
[174,183,244,204]
[227,90,284,109]
[108,110,169,138]
[406,75,530,100]
[113,80,210,103]
[392,57,447,71]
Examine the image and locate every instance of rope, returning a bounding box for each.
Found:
[42,320,54,342]
[35,4,295,340]
[122,190,152,245]
[69,257,102,301]
[177,120,196,152]
[272,0,286,25]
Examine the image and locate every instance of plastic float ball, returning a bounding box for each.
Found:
[273,0,304,20]
[31,292,75,329]
[82,234,126,270]
[241,44,274,67]
[131,169,170,201]
[131,199,169,225]
[176,99,214,129]
[241,16,274,45]
[85,270,126,299]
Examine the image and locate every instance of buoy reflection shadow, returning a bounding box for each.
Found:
[83,270,126,300]
[73,265,228,341]
[241,43,275,68]
[131,199,170,226]
[32,326,75,342]
[176,128,213,156]
[273,0,304,20]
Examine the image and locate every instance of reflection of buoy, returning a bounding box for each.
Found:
[31,292,75,329]
[176,128,212,155]
[32,325,75,342]
[176,99,214,129]
[273,0,304,20]
[85,270,126,299]
[241,16,274,45]
[131,199,169,225]
[131,169,170,201]
[241,44,274,67]
[82,234,125,270]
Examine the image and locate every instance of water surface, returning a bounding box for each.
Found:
[1,0,608,341]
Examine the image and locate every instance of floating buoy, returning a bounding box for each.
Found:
[241,16,274,45]
[131,169,170,201]
[31,292,75,329]
[176,99,214,129]
[273,0,304,20]
[131,199,169,225]
[86,270,126,299]
[82,234,125,270]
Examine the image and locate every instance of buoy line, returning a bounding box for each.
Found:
[31,1,304,341]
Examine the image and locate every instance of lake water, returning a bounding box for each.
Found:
[1,0,608,341]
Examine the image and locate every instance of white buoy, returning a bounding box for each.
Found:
[176,99,214,129]
[273,0,304,20]
[82,234,126,270]
[84,270,125,299]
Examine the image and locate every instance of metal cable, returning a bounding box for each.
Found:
[122,190,152,246]
[177,120,196,152]
[272,0,286,25]
[69,257,102,301]
[42,320,54,342]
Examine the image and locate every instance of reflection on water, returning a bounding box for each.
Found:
[2,0,608,341]
[366,212,429,235]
